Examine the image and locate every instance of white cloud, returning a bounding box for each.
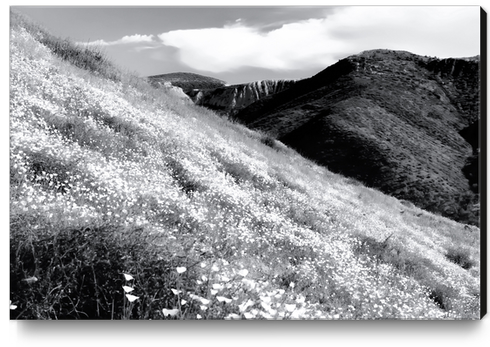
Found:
[157,20,338,72]
[80,34,155,46]
[156,6,479,73]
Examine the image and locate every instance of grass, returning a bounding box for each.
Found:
[9,11,481,320]
[445,248,475,270]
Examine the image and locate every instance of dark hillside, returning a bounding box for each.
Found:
[234,58,356,126]
[235,50,480,225]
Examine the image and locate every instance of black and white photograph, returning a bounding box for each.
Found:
[8,2,484,329]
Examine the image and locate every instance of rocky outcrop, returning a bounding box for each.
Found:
[187,80,297,116]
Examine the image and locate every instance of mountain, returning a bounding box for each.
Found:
[10,11,481,320]
[147,72,226,92]
[234,49,481,226]
[187,79,297,117]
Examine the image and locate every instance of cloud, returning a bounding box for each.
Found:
[156,6,479,73]
[157,19,337,72]
[325,6,480,58]
[79,34,155,46]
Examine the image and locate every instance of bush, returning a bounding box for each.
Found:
[445,248,474,270]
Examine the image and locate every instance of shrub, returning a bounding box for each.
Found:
[445,248,474,270]
[165,157,204,195]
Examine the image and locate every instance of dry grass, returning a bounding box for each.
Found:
[9,11,480,320]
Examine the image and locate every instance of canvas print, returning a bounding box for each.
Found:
[9,6,483,320]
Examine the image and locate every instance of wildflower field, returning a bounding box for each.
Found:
[9,11,481,320]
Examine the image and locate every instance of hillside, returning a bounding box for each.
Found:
[148,72,226,93]
[235,49,480,226]
[9,12,481,320]
[187,79,297,117]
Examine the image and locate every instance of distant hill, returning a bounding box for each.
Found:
[147,72,226,92]
[187,80,297,117]
[235,49,481,225]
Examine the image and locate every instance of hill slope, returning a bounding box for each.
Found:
[9,13,481,320]
[187,79,297,117]
[235,49,480,225]
[148,72,226,92]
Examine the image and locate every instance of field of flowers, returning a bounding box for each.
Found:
[9,11,480,320]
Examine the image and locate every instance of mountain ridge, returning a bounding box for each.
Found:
[187,79,298,116]
[234,49,480,225]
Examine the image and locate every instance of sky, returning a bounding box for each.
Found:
[10,5,482,85]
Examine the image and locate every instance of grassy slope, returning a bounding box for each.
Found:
[9,12,480,320]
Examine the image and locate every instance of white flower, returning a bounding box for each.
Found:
[243,312,254,319]
[176,267,187,274]
[171,288,182,295]
[290,307,307,319]
[216,296,232,304]
[212,283,224,290]
[238,299,255,312]
[200,297,210,305]
[285,304,296,312]
[196,314,202,319]
[162,308,179,317]
[125,294,139,302]
[10,301,17,310]
[181,299,187,305]
[191,294,210,306]
[237,269,248,277]
[224,313,241,320]
[122,285,134,293]
[123,273,134,281]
